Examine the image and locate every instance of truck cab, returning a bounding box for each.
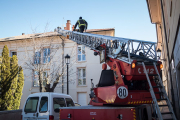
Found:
[22,92,75,120]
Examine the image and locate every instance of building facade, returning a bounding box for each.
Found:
[0,21,115,108]
[147,0,180,119]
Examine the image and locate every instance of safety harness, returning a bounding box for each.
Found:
[78,19,86,27]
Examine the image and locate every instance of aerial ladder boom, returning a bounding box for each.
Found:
[58,29,177,120]
[58,29,157,63]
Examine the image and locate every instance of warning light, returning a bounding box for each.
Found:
[66,35,69,39]
[131,109,134,111]
[132,63,136,68]
[160,64,163,69]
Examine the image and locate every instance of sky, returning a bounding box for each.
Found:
[0,0,157,42]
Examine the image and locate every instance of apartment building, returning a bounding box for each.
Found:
[0,20,115,108]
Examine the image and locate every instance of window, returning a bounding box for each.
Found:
[10,51,17,57]
[65,98,75,107]
[78,68,86,86]
[43,48,50,63]
[53,98,66,112]
[78,45,86,61]
[33,71,39,87]
[39,97,48,112]
[33,71,48,87]
[171,59,175,69]
[34,51,41,64]
[170,0,172,17]
[34,48,50,64]
[24,97,39,113]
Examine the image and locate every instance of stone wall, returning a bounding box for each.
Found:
[0,110,22,120]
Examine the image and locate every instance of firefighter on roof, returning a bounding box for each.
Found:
[73,17,88,33]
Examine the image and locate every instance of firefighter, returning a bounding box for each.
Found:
[73,17,88,33]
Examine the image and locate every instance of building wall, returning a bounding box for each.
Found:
[161,1,180,119]
[147,0,180,119]
[173,24,180,119]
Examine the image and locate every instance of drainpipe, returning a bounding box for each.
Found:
[160,0,175,111]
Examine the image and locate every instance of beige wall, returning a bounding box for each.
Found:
[162,0,180,58]
[147,0,180,119]
[87,30,115,36]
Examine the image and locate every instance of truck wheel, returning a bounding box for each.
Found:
[142,108,148,120]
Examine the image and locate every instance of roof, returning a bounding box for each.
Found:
[0,32,59,42]
[86,28,115,32]
[146,0,161,24]
[0,28,115,42]
[29,92,72,97]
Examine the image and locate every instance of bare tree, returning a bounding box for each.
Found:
[21,27,77,92]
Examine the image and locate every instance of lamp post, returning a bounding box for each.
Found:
[157,49,161,61]
[65,54,70,94]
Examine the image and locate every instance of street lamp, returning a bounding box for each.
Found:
[65,54,70,94]
[157,49,161,61]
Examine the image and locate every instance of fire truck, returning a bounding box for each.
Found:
[57,29,177,120]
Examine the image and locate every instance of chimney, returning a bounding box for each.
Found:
[22,33,25,35]
[72,25,75,31]
[66,20,71,30]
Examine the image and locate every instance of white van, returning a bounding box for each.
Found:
[21,92,75,120]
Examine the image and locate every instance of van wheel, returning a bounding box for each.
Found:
[142,108,148,120]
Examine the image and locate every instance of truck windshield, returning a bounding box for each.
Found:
[24,97,39,113]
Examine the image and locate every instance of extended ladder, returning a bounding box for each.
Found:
[142,62,177,120]
[57,29,158,64]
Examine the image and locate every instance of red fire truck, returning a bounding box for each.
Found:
[57,29,176,120]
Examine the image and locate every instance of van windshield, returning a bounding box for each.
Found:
[53,98,66,112]
[24,97,39,113]
[66,98,75,107]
